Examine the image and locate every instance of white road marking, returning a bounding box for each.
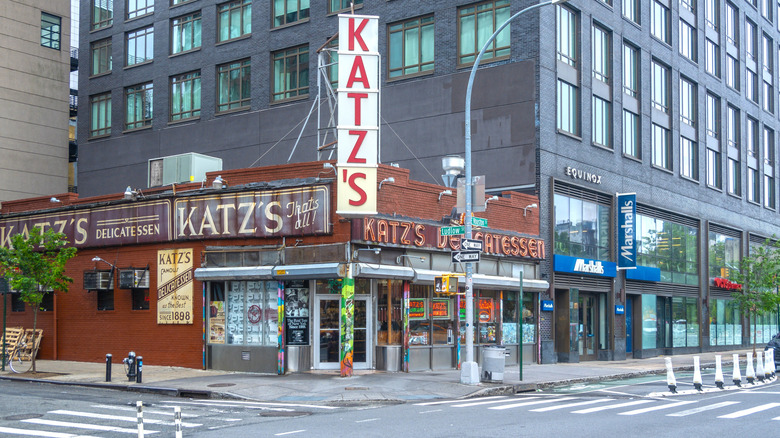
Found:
[0,426,97,438]
[355,418,380,423]
[666,401,740,417]
[90,404,199,417]
[452,397,534,408]
[22,418,158,434]
[49,410,201,427]
[718,402,780,418]
[572,400,653,414]
[618,401,697,416]
[530,398,612,412]
[418,409,442,414]
[489,397,578,411]
[157,402,292,412]
[162,399,338,410]
[275,430,307,436]
[413,396,508,406]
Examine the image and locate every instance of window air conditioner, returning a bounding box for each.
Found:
[119,269,149,289]
[97,271,113,290]
[83,272,98,290]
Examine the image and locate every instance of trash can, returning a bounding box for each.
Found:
[481,345,506,383]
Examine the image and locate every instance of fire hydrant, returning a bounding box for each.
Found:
[122,351,137,381]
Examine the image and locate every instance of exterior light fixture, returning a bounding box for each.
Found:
[484,195,499,208]
[523,203,538,216]
[378,177,395,190]
[438,190,453,201]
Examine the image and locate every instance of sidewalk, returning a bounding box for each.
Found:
[0,348,758,404]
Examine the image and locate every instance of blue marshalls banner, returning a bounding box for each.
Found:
[616,193,636,270]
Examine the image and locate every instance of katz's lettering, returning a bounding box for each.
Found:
[344,170,368,206]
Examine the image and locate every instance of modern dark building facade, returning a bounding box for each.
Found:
[77,0,780,364]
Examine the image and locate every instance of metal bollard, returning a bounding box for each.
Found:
[136,356,143,383]
[136,401,144,438]
[106,354,112,382]
[174,406,183,438]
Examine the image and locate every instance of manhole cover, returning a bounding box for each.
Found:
[4,414,43,421]
[207,383,236,388]
[259,411,311,418]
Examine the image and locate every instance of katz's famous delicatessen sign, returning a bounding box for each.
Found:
[351,217,545,259]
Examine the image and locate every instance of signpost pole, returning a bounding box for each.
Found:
[519,271,523,381]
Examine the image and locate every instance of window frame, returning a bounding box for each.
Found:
[271,45,309,102]
[680,77,697,127]
[651,60,670,113]
[125,25,154,67]
[652,123,671,170]
[273,0,310,27]
[623,42,639,97]
[217,0,252,43]
[592,24,610,83]
[705,38,721,77]
[679,19,697,63]
[329,0,363,14]
[651,0,671,45]
[556,4,578,67]
[680,136,698,181]
[126,0,153,20]
[40,12,61,50]
[90,38,112,77]
[170,71,201,122]
[124,82,153,131]
[89,92,112,138]
[622,0,640,24]
[92,0,113,31]
[171,11,202,55]
[591,96,611,149]
[557,79,579,136]
[623,109,641,159]
[217,58,251,112]
[387,15,435,80]
[457,0,511,67]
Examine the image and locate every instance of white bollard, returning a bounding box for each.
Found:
[136,401,144,438]
[714,355,724,389]
[764,348,774,378]
[747,352,756,384]
[693,356,703,391]
[732,353,742,387]
[757,351,765,382]
[666,357,677,393]
[174,406,182,438]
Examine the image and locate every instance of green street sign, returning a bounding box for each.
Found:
[440,226,465,236]
[471,217,488,227]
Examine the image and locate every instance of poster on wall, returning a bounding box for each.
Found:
[157,248,194,324]
[284,280,310,346]
[209,301,225,344]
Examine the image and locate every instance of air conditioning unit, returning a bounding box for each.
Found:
[119,269,149,289]
[148,152,222,187]
[83,271,98,290]
[97,271,113,290]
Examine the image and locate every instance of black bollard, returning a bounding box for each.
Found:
[106,354,112,382]
[136,356,143,383]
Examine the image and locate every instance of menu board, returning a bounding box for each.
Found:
[285,317,309,345]
[284,280,310,346]
[409,299,427,320]
[430,299,451,319]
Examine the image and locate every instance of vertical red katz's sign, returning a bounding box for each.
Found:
[337,14,380,216]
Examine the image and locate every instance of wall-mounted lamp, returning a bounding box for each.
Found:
[92,256,117,271]
[396,255,426,265]
[319,162,336,178]
[50,197,61,203]
[212,175,227,189]
[438,190,453,201]
[523,203,538,216]
[484,195,499,208]
[353,247,381,259]
[378,177,395,190]
[124,186,138,201]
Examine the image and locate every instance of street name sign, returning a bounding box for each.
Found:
[471,217,488,227]
[440,226,465,236]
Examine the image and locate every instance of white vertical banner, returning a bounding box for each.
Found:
[336,14,380,216]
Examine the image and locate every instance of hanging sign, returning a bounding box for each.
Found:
[616,193,636,270]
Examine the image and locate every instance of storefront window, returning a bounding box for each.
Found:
[750,312,779,344]
[477,292,498,344]
[709,298,742,346]
[208,281,278,346]
[554,193,610,260]
[378,280,403,345]
[502,291,518,344]
[708,231,741,280]
[636,215,698,285]
[641,294,658,349]
[671,296,699,347]
[409,284,431,345]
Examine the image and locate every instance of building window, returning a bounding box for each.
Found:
[92,0,113,30]
[637,214,699,285]
[764,127,775,208]
[763,81,774,112]
[329,0,362,13]
[125,82,153,130]
[706,39,720,77]
[705,0,719,30]
[680,77,696,127]
[208,281,279,346]
[727,105,739,150]
[217,59,251,112]
[97,290,114,311]
[126,26,153,66]
[90,93,111,138]
[623,110,641,159]
[171,12,201,54]
[747,19,757,61]
[172,0,195,5]
[623,43,639,97]
[557,80,579,136]
[388,15,434,79]
[592,96,611,148]
[708,231,741,282]
[707,149,722,188]
[325,37,338,88]
[651,0,670,44]
[553,194,610,260]
[679,20,697,63]
[40,292,54,312]
[762,0,773,21]
[747,69,759,102]
[218,0,252,43]
[273,0,309,27]
[726,55,739,90]
[680,0,695,14]
[272,45,309,102]
[652,124,671,170]
[623,0,639,24]
[763,34,774,73]
[592,25,610,83]
[170,71,201,121]
[765,175,776,207]
[127,0,153,19]
[458,0,510,66]
[749,167,760,202]
[709,299,741,346]
[652,61,669,113]
[728,158,741,195]
[706,93,720,139]
[90,38,112,76]
[557,5,577,67]
[132,289,150,310]
[672,297,700,347]
[681,137,698,180]
[11,293,24,312]
[41,13,61,50]
[725,2,738,45]
[748,116,758,158]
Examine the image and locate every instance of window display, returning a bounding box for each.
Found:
[208,281,278,347]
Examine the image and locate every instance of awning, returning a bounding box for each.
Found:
[194,263,345,281]
[412,269,548,291]
[353,263,415,280]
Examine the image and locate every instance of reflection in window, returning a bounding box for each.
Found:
[458,0,510,65]
[709,299,741,346]
[208,281,278,346]
[388,16,434,79]
[554,193,610,260]
[636,214,698,284]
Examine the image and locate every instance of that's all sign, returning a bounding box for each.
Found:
[336,14,380,217]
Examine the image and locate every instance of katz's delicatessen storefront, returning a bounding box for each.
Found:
[0,164,546,374]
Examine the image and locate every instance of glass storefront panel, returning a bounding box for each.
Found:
[672,296,699,347]
[554,193,610,259]
[708,231,741,279]
[636,215,698,285]
[522,293,536,344]
[710,298,742,346]
[502,291,518,344]
[377,279,403,345]
[641,294,657,349]
[208,280,278,347]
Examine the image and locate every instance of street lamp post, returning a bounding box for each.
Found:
[461,0,567,385]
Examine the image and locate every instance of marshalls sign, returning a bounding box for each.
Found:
[336,14,380,216]
[616,193,636,270]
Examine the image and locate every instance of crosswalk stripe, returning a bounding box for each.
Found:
[488,397,579,411]
[0,426,96,438]
[22,418,158,434]
[161,399,339,410]
[667,401,740,417]
[572,400,653,414]
[414,396,508,406]
[49,410,202,428]
[452,397,538,408]
[157,401,293,412]
[618,401,697,416]
[717,403,780,419]
[530,398,612,412]
[91,404,199,418]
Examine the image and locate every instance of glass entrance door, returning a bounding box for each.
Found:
[626,297,633,354]
[578,294,598,360]
[314,295,370,370]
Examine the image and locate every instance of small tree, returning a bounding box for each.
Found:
[0,228,77,373]
[729,239,780,354]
